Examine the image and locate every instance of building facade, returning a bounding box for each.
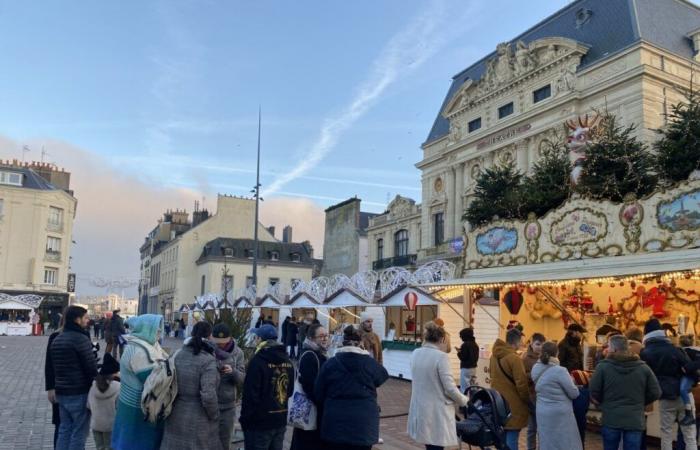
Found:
[0,160,77,316]
[366,195,422,271]
[368,0,700,274]
[320,198,377,276]
[139,195,317,318]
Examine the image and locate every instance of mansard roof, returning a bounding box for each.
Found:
[424,0,700,145]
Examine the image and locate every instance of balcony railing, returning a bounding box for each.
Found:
[372,254,417,270]
[44,251,61,262]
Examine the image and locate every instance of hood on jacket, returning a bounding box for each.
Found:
[126,314,163,344]
[643,329,669,344]
[91,380,120,400]
[598,352,645,374]
[492,338,517,360]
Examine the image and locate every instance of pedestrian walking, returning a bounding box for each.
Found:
[161,321,222,450]
[110,310,127,359]
[456,327,479,393]
[240,324,294,450]
[358,311,383,365]
[290,323,330,450]
[281,316,290,346]
[591,334,661,450]
[558,323,586,372]
[49,305,98,450]
[212,323,246,450]
[531,341,581,450]
[44,314,65,449]
[408,321,468,450]
[111,314,166,450]
[314,325,389,450]
[87,353,121,450]
[104,315,113,355]
[522,332,545,450]
[285,316,299,359]
[490,328,530,450]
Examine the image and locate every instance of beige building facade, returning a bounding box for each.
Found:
[0,161,77,315]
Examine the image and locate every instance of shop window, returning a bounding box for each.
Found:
[468,117,482,133]
[377,238,384,260]
[433,212,444,246]
[533,84,551,103]
[498,102,514,119]
[394,229,409,257]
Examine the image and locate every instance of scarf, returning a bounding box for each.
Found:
[214,340,236,361]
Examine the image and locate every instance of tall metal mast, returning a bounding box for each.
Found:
[252,107,262,288]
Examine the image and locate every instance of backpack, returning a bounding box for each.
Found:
[140,349,180,423]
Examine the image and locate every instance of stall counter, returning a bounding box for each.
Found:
[0,322,32,336]
[382,340,420,380]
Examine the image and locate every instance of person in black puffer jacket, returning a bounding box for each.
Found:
[641,318,697,450]
[456,327,479,393]
[49,305,98,450]
[314,325,389,450]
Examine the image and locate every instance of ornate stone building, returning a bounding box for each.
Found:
[369,0,700,273]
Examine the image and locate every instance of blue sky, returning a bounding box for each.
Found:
[0,0,592,294]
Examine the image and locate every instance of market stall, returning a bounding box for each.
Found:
[322,288,374,349]
[287,292,329,329]
[257,295,282,329]
[0,297,35,336]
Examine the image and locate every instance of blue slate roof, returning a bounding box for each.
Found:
[424,0,700,145]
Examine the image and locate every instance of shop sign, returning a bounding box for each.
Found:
[550,208,608,246]
[476,227,518,255]
[67,273,76,293]
[657,189,700,232]
[404,291,418,311]
[476,124,531,150]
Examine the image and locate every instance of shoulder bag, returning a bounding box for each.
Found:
[288,350,320,430]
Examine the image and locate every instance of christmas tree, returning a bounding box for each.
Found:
[655,88,700,184]
[463,161,524,227]
[576,111,657,202]
[520,138,571,217]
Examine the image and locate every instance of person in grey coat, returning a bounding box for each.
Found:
[531,341,582,450]
[212,323,246,450]
[161,321,221,450]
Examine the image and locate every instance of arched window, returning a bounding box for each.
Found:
[394,230,409,257]
[377,238,384,260]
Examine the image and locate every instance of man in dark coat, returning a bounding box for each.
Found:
[110,310,126,359]
[559,323,586,372]
[285,316,299,359]
[281,316,290,346]
[49,305,98,450]
[641,318,697,450]
[240,324,294,450]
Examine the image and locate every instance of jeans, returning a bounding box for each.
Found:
[56,394,91,450]
[460,368,475,393]
[92,431,111,450]
[601,427,642,450]
[660,398,697,450]
[526,412,537,450]
[681,377,694,406]
[505,429,520,450]
[243,426,286,450]
[572,386,590,446]
[677,417,700,450]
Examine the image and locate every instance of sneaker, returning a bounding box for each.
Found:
[377,438,384,445]
[681,411,695,426]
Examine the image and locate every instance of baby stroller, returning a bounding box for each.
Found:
[456,385,511,450]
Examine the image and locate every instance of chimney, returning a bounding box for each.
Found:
[267,226,275,238]
[283,225,293,243]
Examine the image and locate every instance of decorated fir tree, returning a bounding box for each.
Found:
[576,112,657,202]
[655,88,700,184]
[463,161,524,227]
[520,139,571,217]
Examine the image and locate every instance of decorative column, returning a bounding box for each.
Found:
[446,168,456,240]
[528,138,538,168]
[454,162,464,237]
[517,139,529,173]
[420,177,431,253]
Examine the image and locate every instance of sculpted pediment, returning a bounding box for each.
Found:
[387,195,416,219]
[443,37,590,118]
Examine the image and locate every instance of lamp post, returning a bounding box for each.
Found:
[252,107,262,288]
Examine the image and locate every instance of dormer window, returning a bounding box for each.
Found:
[290,253,301,263]
[223,247,234,257]
[245,249,254,259]
[269,251,279,261]
[0,171,22,186]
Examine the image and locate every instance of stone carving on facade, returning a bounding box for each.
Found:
[388,195,415,219]
[447,118,465,144]
[442,37,589,119]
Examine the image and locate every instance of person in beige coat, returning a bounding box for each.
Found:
[408,321,468,449]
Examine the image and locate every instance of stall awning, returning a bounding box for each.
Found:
[424,248,700,289]
[288,292,321,308]
[322,288,370,308]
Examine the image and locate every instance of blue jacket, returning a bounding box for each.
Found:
[314,347,389,446]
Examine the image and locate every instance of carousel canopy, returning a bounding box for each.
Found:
[379,286,440,307]
[424,248,700,289]
[322,288,370,308]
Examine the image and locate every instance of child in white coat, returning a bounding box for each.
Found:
[87,353,121,450]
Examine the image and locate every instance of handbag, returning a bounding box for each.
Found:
[288,350,320,430]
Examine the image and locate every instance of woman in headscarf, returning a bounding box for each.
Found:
[111,314,166,450]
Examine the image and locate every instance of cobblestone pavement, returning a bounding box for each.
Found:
[1,335,613,450]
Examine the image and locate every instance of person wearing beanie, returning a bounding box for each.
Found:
[358,310,383,365]
[457,327,480,393]
[211,323,246,450]
[314,325,389,449]
[641,318,697,450]
[558,323,586,372]
[88,353,121,450]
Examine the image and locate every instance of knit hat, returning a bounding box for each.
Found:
[571,370,591,387]
[644,318,662,335]
[360,310,372,323]
[99,353,120,376]
[212,323,232,344]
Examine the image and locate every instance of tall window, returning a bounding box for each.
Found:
[44,267,58,285]
[394,229,409,257]
[246,276,254,288]
[200,275,206,295]
[48,207,63,226]
[434,212,444,246]
[0,198,4,216]
[46,236,61,252]
[377,238,384,260]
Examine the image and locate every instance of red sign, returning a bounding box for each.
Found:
[404,291,418,310]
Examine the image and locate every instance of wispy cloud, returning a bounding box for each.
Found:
[263,0,478,196]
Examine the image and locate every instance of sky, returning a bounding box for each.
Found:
[0,0,575,295]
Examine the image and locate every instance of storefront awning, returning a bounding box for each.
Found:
[424,248,700,289]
